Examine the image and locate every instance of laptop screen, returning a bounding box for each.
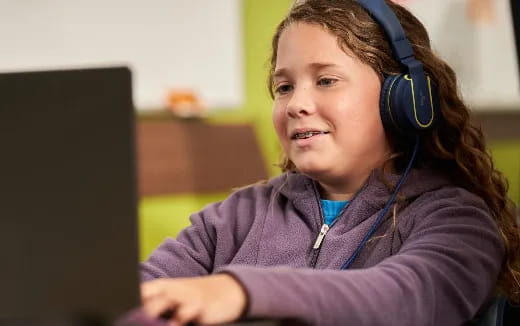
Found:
[0,67,140,325]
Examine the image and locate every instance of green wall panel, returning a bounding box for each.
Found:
[490,141,520,206]
[139,193,228,260]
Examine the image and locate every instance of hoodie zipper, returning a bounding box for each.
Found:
[309,181,367,268]
[309,182,349,267]
[313,224,330,249]
[312,207,347,250]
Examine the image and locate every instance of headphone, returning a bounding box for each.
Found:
[340,0,440,269]
[357,0,440,137]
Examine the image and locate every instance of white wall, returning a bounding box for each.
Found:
[405,0,520,110]
[0,0,243,110]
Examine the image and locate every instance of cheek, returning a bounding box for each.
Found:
[333,97,385,145]
[354,111,389,151]
[272,106,288,144]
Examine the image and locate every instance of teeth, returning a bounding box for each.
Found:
[293,131,329,139]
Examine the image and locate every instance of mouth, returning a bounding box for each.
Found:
[290,130,330,140]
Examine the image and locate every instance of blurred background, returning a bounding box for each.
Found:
[1,0,519,260]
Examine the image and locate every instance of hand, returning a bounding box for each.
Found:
[141,274,248,326]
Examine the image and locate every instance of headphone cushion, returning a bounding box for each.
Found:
[380,74,439,135]
[379,74,403,134]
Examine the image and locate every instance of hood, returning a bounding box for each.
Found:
[268,168,453,210]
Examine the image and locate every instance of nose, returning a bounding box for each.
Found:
[286,86,315,118]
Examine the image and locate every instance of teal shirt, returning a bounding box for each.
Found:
[320,199,349,226]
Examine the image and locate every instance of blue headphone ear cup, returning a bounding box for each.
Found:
[380,74,439,136]
[379,74,403,134]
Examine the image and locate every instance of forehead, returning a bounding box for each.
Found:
[275,22,356,68]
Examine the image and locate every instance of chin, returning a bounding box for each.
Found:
[293,161,330,177]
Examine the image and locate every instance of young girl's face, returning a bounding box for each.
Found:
[272,22,391,191]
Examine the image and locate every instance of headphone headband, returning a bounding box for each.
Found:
[355,0,440,134]
[356,0,414,62]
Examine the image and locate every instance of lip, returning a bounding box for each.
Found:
[289,128,330,140]
[292,132,328,147]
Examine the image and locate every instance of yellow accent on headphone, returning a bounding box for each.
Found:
[404,74,434,128]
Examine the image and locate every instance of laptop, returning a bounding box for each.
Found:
[0,66,283,326]
[0,67,140,325]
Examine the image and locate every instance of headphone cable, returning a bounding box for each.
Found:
[340,135,420,270]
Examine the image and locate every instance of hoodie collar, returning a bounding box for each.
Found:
[270,168,452,208]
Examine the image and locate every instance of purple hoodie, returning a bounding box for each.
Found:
[140,169,504,326]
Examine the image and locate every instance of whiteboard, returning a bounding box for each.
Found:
[402,0,520,110]
[0,0,244,110]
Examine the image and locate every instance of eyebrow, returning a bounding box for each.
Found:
[273,62,342,79]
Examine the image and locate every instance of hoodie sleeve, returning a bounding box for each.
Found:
[140,201,220,281]
[219,189,505,326]
[140,184,271,281]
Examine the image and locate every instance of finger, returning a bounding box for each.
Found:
[142,295,178,320]
[172,302,203,326]
[141,280,167,301]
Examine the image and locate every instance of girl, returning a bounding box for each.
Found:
[139,1,520,325]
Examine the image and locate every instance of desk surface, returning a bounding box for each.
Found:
[226,321,282,326]
[114,308,285,326]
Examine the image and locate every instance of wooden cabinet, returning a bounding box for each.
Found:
[136,118,268,195]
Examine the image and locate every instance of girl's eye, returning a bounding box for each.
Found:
[275,84,293,95]
[317,78,337,87]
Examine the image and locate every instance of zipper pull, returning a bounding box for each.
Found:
[313,224,330,249]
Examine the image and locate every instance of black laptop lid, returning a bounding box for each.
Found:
[0,67,140,324]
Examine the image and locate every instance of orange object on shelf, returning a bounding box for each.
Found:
[165,89,206,118]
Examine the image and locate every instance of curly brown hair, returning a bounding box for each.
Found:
[268,0,520,302]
